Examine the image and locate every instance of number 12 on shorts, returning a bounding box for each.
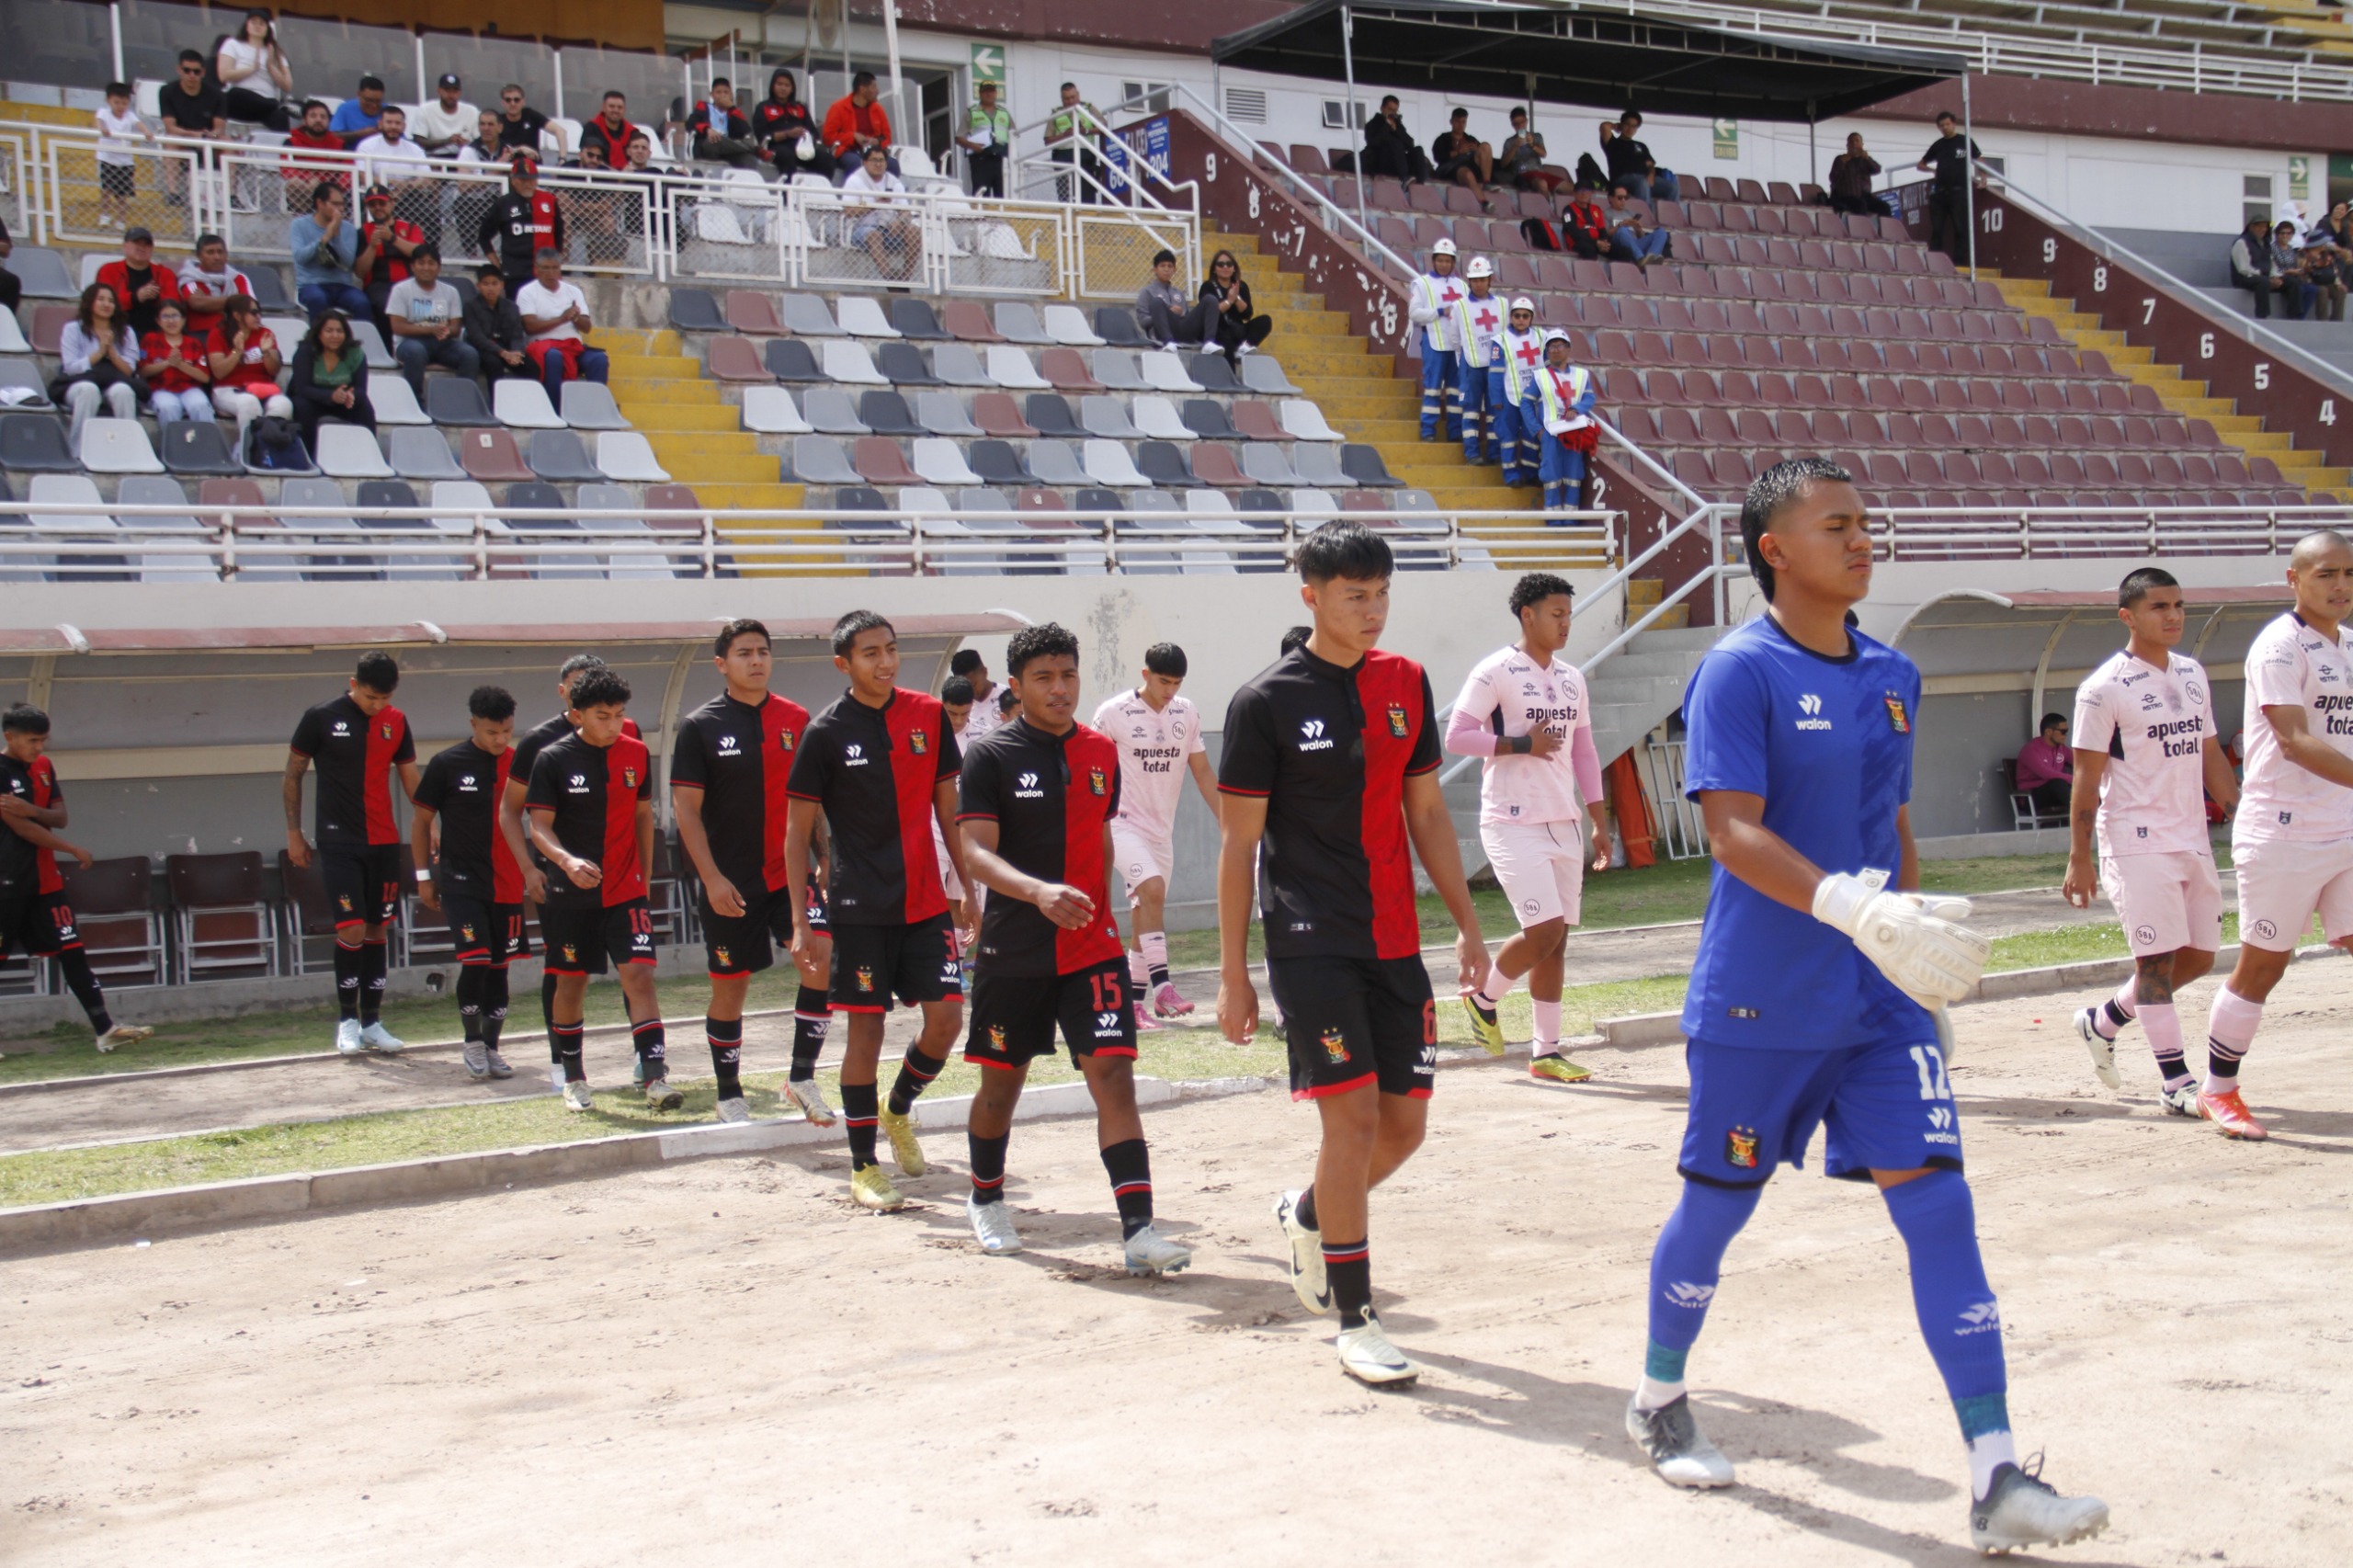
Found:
[1909,1043,1952,1101]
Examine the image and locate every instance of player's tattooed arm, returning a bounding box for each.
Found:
[2200,734,2242,815]
[2062,749,2108,908]
[1404,770,1491,996]
[281,749,313,868]
[408,799,440,911]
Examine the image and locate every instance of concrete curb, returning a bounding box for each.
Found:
[0,1074,1273,1256]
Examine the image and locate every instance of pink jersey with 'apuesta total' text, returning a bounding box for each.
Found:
[2072,647,2216,857]
[1091,688,1204,841]
[2237,611,2353,844]
[1444,644,1604,826]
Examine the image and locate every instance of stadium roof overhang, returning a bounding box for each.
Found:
[1210,0,1967,122]
[0,615,1029,657]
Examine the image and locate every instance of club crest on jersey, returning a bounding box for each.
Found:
[1386,704,1409,738]
[911,730,929,756]
[779,730,794,750]
[1883,696,1910,733]
[988,1024,1007,1050]
[856,966,875,992]
[1725,1126,1760,1169]
[1088,766,1108,796]
[380,723,393,740]
[623,766,638,789]
[1320,1027,1349,1064]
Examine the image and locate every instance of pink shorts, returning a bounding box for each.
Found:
[1482,817,1586,928]
[2099,848,2222,956]
[2231,835,2353,950]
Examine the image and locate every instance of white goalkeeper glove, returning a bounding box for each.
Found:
[1812,868,1991,1009]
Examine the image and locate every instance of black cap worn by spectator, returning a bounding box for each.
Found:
[438,73,460,90]
[123,225,153,244]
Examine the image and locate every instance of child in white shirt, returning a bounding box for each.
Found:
[95,82,154,230]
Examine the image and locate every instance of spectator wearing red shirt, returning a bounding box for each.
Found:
[285,98,350,199]
[139,298,215,424]
[2015,712,2073,816]
[579,92,636,171]
[206,295,293,441]
[1559,183,1610,262]
[175,233,252,325]
[354,185,423,329]
[97,226,182,338]
[821,72,894,179]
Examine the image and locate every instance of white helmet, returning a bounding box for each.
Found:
[1509,295,1536,315]
[1465,256,1494,278]
[1430,238,1458,257]
[1542,328,1573,347]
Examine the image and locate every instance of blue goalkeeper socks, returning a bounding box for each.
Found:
[1881,1169,2010,1457]
[1637,1178,1762,1407]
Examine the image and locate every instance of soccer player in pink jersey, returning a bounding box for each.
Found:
[1092,643,1220,1028]
[2063,568,2241,1112]
[1444,573,1613,1080]
[2195,529,2353,1139]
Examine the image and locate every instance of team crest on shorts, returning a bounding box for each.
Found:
[1882,695,1911,733]
[336,893,353,912]
[910,730,929,756]
[713,945,731,967]
[1725,1126,1760,1169]
[460,922,476,942]
[988,1023,1006,1050]
[1320,1027,1349,1064]
[857,966,875,992]
[562,944,578,963]
[1088,766,1108,796]
[1386,704,1409,737]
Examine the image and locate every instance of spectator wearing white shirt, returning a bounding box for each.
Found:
[514,247,608,402]
[353,106,432,217]
[841,143,916,279]
[92,82,152,232]
[175,233,252,324]
[382,245,478,393]
[214,9,294,131]
[411,74,478,155]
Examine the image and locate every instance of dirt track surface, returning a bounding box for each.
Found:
[5,960,2347,1567]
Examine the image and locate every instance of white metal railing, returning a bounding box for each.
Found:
[1873,503,2353,559]
[0,502,1619,581]
[1612,0,2353,101]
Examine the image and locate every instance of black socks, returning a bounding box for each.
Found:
[708,1015,744,1099]
[887,1046,946,1117]
[457,965,485,1042]
[1324,1240,1371,1329]
[968,1131,1009,1204]
[55,948,111,1035]
[358,937,388,1025]
[841,1081,881,1169]
[790,983,830,1081]
[334,937,361,1020]
[1100,1138,1153,1238]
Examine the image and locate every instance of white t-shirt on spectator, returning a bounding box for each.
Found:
[841,165,906,205]
[515,278,587,341]
[95,106,142,166]
[176,259,253,301]
[384,278,462,329]
[216,38,279,91]
[411,99,479,146]
[354,132,428,186]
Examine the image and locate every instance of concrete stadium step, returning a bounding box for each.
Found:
[699,483,806,511]
[627,403,745,433]
[605,353,701,381]
[610,376,722,404]
[598,329,683,356]
[0,99,92,128]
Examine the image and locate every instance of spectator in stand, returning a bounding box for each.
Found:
[515,248,608,401]
[355,184,424,328]
[2270,222,2316,321]
[1499,108,1561,197]
[354,107,432,216]
[285,99,348,199]
[176,233,252,324]
[842,143,917,279]
[290,180,369,320]
[92,82,152,233]
[287,310,376,447]
[497,84,563,159]
[621,131,677,256]
[213,9,294,131]
[1046,82,1102,204]
[458,109,510,166]
[1200,247,1272,368]
[754,68,822,179]
[2306,240,2347,323]
[464,263,530,384]
[1604,185,1671,267]
[97,226,182,338]
[578,92,636,172]
[155,52,226,210]
[821,73,893,180]
[139,298,214,425]
[1916,109,1980,267]
[1827,132,1882,215]
[0,215,18,312]
[478,155,563,291]
[412,74,479,157]
[1135,247,1207,348]
[1360,96,1429,185]
[1559,181,1609,261]
[383,244,478,394]
[958,79,1010,199]
[206,295,292,441]
[329,76,386,145]
[1430,108,1494,207]
[56,283,142,445]
[2313,199,2352,250]
[2229,213,2279,320]
[688,78,760,170]
[1599,109,1677,204]
[2015,713,2072,818]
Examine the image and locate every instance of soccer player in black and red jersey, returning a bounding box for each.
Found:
[285,652,420,1055]
[785,610,968,1212]
[957,623,1192,1273]
[499,653,642,1082]
[410,685,524,1082]
[1218,520,1493,1386]
[524,666,672,1111]
[672,617,837,1126]
[0,704,153,1051]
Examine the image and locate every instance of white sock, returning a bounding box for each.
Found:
[2141,1001,2190,1084]
[1476,968,1514,1010]
[2203,985,2262,1096]
[1969,1429,2018,1498]
[1531,998,1562,1052]
[1634,1373,1685,1412]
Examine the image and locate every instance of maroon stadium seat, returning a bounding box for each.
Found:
[942,299,1006,343]
[706,335,773,383]
[724,291,788,335]
[458,428,534,482]
[851,437,918,486]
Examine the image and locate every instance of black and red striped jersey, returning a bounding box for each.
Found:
[786,687,961,926]
[957,716,1125,976]
[511,710,641,789]
[413,741,522,902]
[1218,644,1442,960]
[0,752,61,896]
[524,731,653,909]
[290,694,415,846]
[670,690,809,895]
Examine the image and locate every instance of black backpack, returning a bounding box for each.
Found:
[247,415,309,472]
[1575,152,1608,191]
[1520,217,1561,253]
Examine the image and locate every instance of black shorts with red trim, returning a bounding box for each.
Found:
[1267,953,1437,1101]
[442,895,524,966]
[0,890,80,959]
[828,912,961,1013]
[963,956,1136,1069]
[701,884,798,978]
[540,897,656,977]
[319,843,402,929]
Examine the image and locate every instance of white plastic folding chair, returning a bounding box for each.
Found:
[1041,304,1106,347]
[1130,396,1195,442]
[821,339,890,385]
[76,418,165,474]
[911,437,983,487]
[835,296,902,338]
[1279,399,1346,441]
[1081,438,1148,488]
[313,425,393,479]
[596,432,674,482]
[983,345,1050,390]
[493,379,566,429]
[369,374,431,426]
[740,385,813,435]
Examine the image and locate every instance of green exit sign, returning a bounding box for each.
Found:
[971,43,1006,85]
[1712,118,1738,160]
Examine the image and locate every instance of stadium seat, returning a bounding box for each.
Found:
[1023,393,1081,437]
[595,433,673,483]
[1082,438,1149,488]
[790,436,862,485]
[348,321,397,370]
[369,375,430,426]
[740,386,813,435]
[764,339,826,381]
[494,482,584,582]
[1026,440,1089,488]
[889,298,949,340]
[836,296,901,337]
[244,268,293,310]
[1040,349,1103,392]
[779,294,845,336]
[457,428,535,483]
[974,394,1039,437]
[669,289,727,332]
[708,335,774,382]
[1131,395,1194,441]
[313,424,392,479]
[1137,352,1205,394]
[802,387,870,435]
[11,247,76,299]
[1292,443,1349,487]
[994,302,1053,345]
[117,474,212,583]
[1229,401,1289,442]
[157,420,242,476]
[0,351,42,396]
[494,380,566,429]
[1135,441,1199,489]
[1187,354,1241,392]
[912,437,983,486]
[983,345,1050,390]
[1240,357,1303,396]
[27,304,70,355]
[877,342,941,385]
[560,382,631,430]
[426,377,499,426]
[858,391,924,437]
[852,437,919,486]
[1080,395,1142,441]
[387,426,466,481]
[723,290,788,335]
[166,852,278,982]
[970,439,1038,485]
[25,472,126,582]
[1240,442,1302,487]
[1180,399,1241,440]
[1090,350,1148,392]
[914,392,982,437]
[942,299,1006,342]
[1189,443,1247,487]
[932,343,995,387]
[527,429,605,482]
[821,340,889,384]
[1279,400,1344,441]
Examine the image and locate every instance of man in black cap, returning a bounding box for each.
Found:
[413,72,479,156]
[97,225,179,338]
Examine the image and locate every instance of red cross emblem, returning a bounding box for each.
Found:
[1514,337,1541,366]
[1439,281,1463,306]
[1473,304,1498,331]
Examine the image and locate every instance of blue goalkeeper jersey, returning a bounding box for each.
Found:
[1679,613,1930,1051]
